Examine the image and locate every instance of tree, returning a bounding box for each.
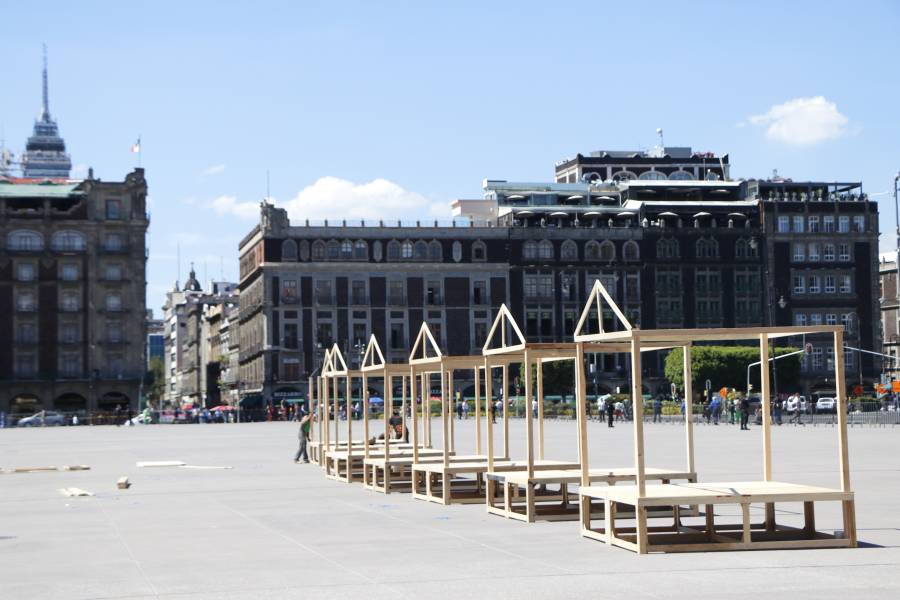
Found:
[144,357,165,407]
[664,345,801,396]
[518,360,575,402]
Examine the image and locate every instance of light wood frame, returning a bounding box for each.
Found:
[573,280,857,553]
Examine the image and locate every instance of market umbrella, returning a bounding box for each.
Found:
[368,397,384,404]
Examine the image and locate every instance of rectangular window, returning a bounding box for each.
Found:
[473,321,488,347]
[388,280,405,305]
[792,244,805,262]
[390,322,405,349]
[351,280,367,305]
[852,215,865,233]
[812,347,823,369]
[316,321,333,346]
[540,310,553,337]
[105,293,122,311]
[625,274,639,303]
[808,216,820,232]
[825,275,836,293]
[810,313,822,326]
[60,322,79,343]
[845,349,854,369]
[807,275,820,293]
[808,243,820,261]
[107,322,123,343]
[840,275,852,293]
[777,216,790,233]
[351,323,367,347]
[16,322,37,343]
[15,353,36,377]
[838,244,850,261]
[283,323,299,349]
[793,275,805,294]
[61,354,81,377]
[314,280,333,305]
[472,280,488,305]
[841,313,854,334]
[525,310,538,337]
[792,216,804,232]
[838,216,850,233]
[426,280,442,305]
[825,313,837,326]
[281,279,298,304]
[16,262,36,282]
[281,359,301,381]
[794,313,807,327]
[105,264,123,281]
[104,234,123,251]
[824,216,835,232]
[823,244,835,261]
[106,199,122,220]
[60,263,79,281]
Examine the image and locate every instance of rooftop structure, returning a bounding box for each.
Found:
[21,46,71,179]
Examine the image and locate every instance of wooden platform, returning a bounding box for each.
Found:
[363,454,491,494]
[411,459,580,505]
[325,447,446,483]
[579,480,857,553]
[485,467,696,523]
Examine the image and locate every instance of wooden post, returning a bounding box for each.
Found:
[332,376,339,447]
[422,372,431,447]
[576,342,589,488]
[486,361,494,471]
[385,373,392,463]
[683,345,695,473]
[363,372,370,459]
[502,363,509,459]
[411,367,419,463]
[346,375,353,479]
[441,367,450,467]
[449,369,456,454]
[474,366,482,455]
[401,373,407,445]
[759,334,772,481]
[524,351,534,479]
[630,333,648,554]
[537,359,545,461]
[834,330,857,545]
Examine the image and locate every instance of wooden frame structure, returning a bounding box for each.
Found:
[482,303,695,523]
[573,280,857,553]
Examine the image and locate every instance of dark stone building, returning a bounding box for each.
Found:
[238,148,879,405]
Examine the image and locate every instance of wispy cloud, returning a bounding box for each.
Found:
[210,176,447,222]
[746,96,849,145]
[201,164,226,177]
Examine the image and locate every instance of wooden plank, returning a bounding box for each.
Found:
[449,369,456,454]
[474,366,482,455]
[441,369,450,467]
[575,342,589,487]
[485,361,495,472]
[760,334,772,481]
[631,334,646,496]
[683,345,695,473]
[116,476,130,489]
[524,350,534,479]
[502,363,510,459]
[537,360,545,461]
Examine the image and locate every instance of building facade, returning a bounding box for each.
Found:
[0,169,149,415]
[237,147,880,405]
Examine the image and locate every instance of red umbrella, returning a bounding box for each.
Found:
[208,405,235,411]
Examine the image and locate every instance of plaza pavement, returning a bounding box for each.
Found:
[1,418,899,599]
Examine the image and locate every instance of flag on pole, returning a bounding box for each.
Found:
[131,137,141,153]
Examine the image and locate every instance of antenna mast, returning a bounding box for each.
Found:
[41,43,50,120]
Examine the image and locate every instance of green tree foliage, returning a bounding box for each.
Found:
[518,360,575,401]
[664,345,801,395]
[144,357,165,406]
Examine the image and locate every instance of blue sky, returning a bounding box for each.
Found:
[1,0,899,311]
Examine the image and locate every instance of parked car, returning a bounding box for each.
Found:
[816,397,837,414]
[16,411,66,427]
[785,395,807,412]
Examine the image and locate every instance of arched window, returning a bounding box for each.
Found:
[561,240,577,260]
[299,240,310,261]
[8,230,44,251]
[471,240,486,262]
[585,240,601,260]
[401,240,414,259]
[340,240,353,258]
[326,240,340,259]
[428,240,442,261]
[638,171,667,180]
[523,240,538,260]
[414,240,428,260]
[281,239,297,260]
[656,237,679,259]
[612,170,637,182]
[387,240,401,260]
[705,171,721,181]
[668,170,693,180]
[623,240,640,261]
[735,237,758,259]
[538,240,554,260]
[597,241,615,261]
[696,237,719,259]
[353,240,368,260]
[311,240,326,260]
[52,230,86,252]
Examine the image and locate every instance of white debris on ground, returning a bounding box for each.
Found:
[59,487,93,497]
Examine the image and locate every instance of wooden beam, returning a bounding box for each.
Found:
[760,334,772,481]
[441,369,450,467]
[502,363,510,459]
[537,359,545,461]
[474,366,482,455]
[485,360,495,472]
[524,350,534,479]
[834,330,851,492]
[683,345,695,473]
[631,333,646,497]
[449,369,456,454]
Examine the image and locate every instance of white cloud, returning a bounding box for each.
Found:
[201,164,226,176]
[209,177,447,222]
[747,96,849,145]
[211,195,260,220]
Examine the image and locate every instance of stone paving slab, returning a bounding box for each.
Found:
[1,420,898,599]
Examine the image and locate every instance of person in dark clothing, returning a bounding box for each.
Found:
[606,399,615,428]
[388,411,408,442]
[739,396,750,430]
[652,396,662,423]
[294,410,312,463]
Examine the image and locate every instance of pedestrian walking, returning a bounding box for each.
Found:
[456,399,463,420]
[739,395,750,430]
[710,396,721,425]
[652,396,662,423]
[294,410,312,463]
[606,398,615,428]
[462,400,469,420]
[532,397,538,418]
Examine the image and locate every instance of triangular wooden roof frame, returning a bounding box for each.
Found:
[322,343,349,376]
[360,334,386,373]
[409,322,443,366]
[482,303,527,356]
[573,279,633,342]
